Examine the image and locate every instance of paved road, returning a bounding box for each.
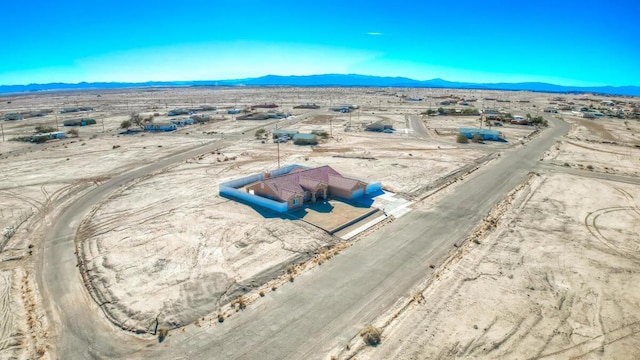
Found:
[157,117,570,360]
[39,115,569,359]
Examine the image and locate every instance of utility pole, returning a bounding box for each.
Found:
[55,115,59,131]
[329,116,333,138]
[1,123,4,142]
[102,116,105,133]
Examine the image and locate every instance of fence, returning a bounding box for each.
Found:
[365,182,382,194]
[219,165,382,213]
[218,164,304,213]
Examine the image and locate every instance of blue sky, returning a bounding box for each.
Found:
[1,0,639,86]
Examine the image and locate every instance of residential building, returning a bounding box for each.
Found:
[246,166,368,210]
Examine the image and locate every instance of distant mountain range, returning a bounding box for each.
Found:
[1,74,639,97]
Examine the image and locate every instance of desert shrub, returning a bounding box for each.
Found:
[471,134,483,143]
[360,325,382,346]
[34,125,56,134]
[456,134,469,143]
[120,120,132,129]
[586,164,594,170]
[158,327,168,342]
[255,128,266,139]
[67,128,79,137]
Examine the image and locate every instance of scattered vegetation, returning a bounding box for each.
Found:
[158,327,169,342]
[526,114,548,127]
[255,128,266,139]
[456,134,469,143]
[471,134,483,143]
[233,295,247,310]
[120,120,132,129]
[360,325,382,346]
[67,128,79,137]
[34,125,56,134]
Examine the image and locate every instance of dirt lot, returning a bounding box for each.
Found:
[358,172,640,360]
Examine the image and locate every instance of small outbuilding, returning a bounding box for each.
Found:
[459,128,505,142]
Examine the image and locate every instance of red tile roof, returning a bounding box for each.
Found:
[262,166,364,201]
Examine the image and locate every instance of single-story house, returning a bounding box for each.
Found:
[293,103,320,109]
[4,113,23,121]
[168,108,191,116]
[31,131,65,142]
[246,165,368,210]
[365,121,393,132]
[63,119,96,126]
[273,129,299,139]
[144,123,177,131]
[170,118,194,126]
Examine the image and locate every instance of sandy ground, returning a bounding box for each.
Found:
[1,86,637,358]
[359,172,640,360]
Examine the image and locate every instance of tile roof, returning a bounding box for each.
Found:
[262,166,364,201]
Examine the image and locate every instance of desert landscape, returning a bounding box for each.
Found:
[0,86,639,359]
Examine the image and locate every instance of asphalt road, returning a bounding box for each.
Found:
[39,115,569,359]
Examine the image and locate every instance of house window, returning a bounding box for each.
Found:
[293,198,299,205]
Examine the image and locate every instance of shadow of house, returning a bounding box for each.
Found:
[246,165,368,211]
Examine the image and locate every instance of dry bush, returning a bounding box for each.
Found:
[456,134,469,143]
[360,325,382,346]
[217,314,225,323]
[158,327,169,342]
[233,295,247,310]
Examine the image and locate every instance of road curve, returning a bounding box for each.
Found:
[39,116,569,359]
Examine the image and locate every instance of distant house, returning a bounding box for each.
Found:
[292,133,319,145]
[293,103,320,109]
[459,128,505,142]
[168,108,191,116]
[511,116,529,125]
[246,165,368,210]
[252,103,279,109]
[273,129,299,139]
[237,113,270,120]
[31,131,65,142]
[190,114,211,123]
[63,119,96,126]
[365,121,393,132]
[227,109,242,114]
[543,107,558,113]
[4,113,23,121]
[170,118,194,126]
[60,108,80,113]
[144,123,177,131]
